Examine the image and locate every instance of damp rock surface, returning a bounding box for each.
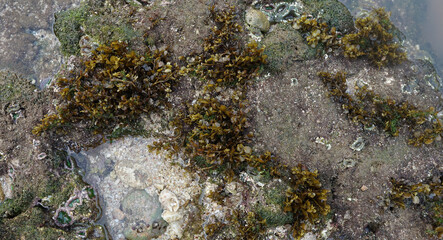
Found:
[0,0,81,87]
[0,0,442,239]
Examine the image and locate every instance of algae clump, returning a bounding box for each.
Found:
[318,71,442,146]
[342,8,407,67]
[33,41,179,138]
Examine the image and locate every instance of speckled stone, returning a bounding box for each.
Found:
[121,190,162,224]
[245,8,270,32]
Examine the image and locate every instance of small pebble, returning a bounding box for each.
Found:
[112,208,125,220]
[245,8,270,32]
[412,195,420,204]
[361,185,368,191]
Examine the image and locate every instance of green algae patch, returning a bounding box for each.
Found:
[54,1,143,56]
[256,206,294,227]
[53,4,91,56]
[262,23,314,72]
[0,71,36,103]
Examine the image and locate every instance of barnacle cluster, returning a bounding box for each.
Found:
[292,14,339,49]
[341,8,407,67]
[318,71,443,146]
[387,178,442,238]
[33,41,178,137]
[151,6,330,239]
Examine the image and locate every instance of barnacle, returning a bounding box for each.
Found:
[341,8,407,67]
[33,41,179,137]
[318,71,443,146]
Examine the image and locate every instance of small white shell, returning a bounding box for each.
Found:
[159,189,180,212]
[161,210,182,223]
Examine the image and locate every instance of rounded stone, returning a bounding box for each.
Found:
[121,190,163,224]
[112,208,126,220]
[245,8,270,32]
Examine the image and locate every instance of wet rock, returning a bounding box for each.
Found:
[121,190,162,224]
[262,23,312,72]
[80,137,201,239]
[246,8,270,32]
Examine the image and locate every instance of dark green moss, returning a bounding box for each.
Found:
[264,183,287,206]
[302,0,355,33]
[54,1,143,56]
[256,206,294,227]
[53,4,90,56]
[0,190,34,218]
[1,207,76,240]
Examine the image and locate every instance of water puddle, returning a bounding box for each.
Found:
[0,0,81,88]
[70,137,201,240]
